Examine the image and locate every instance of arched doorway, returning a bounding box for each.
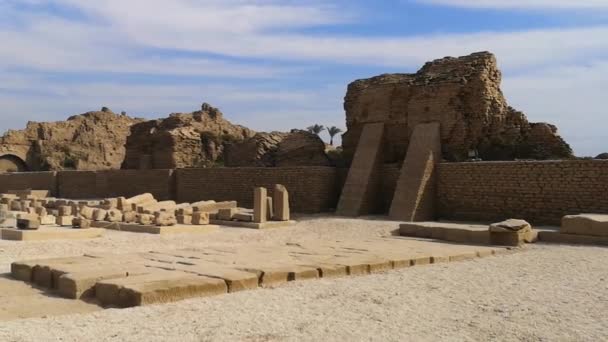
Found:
[0,154,29,173]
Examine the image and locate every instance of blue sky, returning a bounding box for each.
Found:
[1,0,607,156]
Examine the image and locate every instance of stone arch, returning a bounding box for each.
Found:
[0,154,29,173]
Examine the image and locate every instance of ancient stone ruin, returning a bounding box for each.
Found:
[0,109,141,172]
[342,51,573,163]
[122,103,255,169]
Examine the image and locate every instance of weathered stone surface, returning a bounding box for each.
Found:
[342,52,573,163]
[17,217,40,230]
[106,209,123,223]
[72,217,91,229]
[79,206,95,220]
[561,214,608,237]
[192,212,210,225]
[254,187,267,223]
[273,184,290,221]
[93,209,108,222]
[489,219,532,232]
[217,208,237,221]
[154,212,177,226]
[0,110,142,171]
[224,130,330,167]
[122,103,254,169]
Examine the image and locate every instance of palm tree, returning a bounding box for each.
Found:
[326,126,342,146]
[306,124,325,136]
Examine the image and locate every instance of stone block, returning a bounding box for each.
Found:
[177,215,192,225]
[561,214,608,237]
[117,197,131,212]
[177,207,194,216]
[17,218,40,230]
[40,215,56,225]
[233,213,253,222]
[154,212,177,226]
[137,214,155,225]
[93,209,108,222]
[266,197,274,221]
[56,205,71,216]
[73,217,91,229]
[253,187,267,224]
[218,208,238,221]
[192,212,210,225]
[80,206,95,220]
[273,184,290,221]
[0,203,8,212]
[106,209,123,223]
[57,215,75,226]
[123,211,137,223]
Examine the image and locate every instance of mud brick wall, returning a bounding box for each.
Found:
[0,172,58,195]
[176,167,340,213]
[57,170,174,200]
[437,160,608,225]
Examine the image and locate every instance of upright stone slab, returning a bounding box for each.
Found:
[273,184,290,221]
[254,187,268,223]
[336,123,385,216]
[389,122,441,222]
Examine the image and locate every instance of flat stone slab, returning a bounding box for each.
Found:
[400,221,539,246]
[537,227,608,246]
[1,227,104,241]
[210,219,296,230]
[561,214,608,237]
[9,238,505,308]
[92,221,220,235]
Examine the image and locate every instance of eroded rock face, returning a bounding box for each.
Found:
[122,103,255,169]
[0,110,142,171]
[224,130,330,167]
[342,51,573,162]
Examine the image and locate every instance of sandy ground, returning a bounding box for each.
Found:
[0,215,606,341]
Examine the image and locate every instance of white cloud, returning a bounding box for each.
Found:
[503,60,608,157]
[417,0,608,10]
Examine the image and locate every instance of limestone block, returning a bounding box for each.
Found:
[40,215,56,225]
[117,197,131,212]
[57,215,75,226]
[73,217,91,229]
[32,201,43,209]
[561,214,608,237]
[137,214,155,225]
[177,207,194,216]
[26,207,37,215]
[489,219,532,233]
[218,208,238,221]
[93,209,108,222]
[106,209,124,223]
[0,203,8,213]
[10,201,22,211]
[123,211,137,223]
[266,197,274,221]
[80,206,95,220]
[233,213,253,222]
[154,212,177,226]
[126,193,155,205]
[58,206,72,216]
[17,217,40,230]
[253,187,267,224]
[177,215,192,225]
[192,212,210,225]
[273,184,290,221]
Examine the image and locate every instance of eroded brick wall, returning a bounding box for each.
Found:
[176,167,339,213]
[438,160,608,225]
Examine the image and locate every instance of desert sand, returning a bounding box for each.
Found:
[0,215,606,341]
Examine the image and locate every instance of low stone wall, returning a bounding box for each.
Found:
[437,160,608,225]
[0,172,57,195]
[176,167,340,213]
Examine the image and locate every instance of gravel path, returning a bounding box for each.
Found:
[0,216,606,341]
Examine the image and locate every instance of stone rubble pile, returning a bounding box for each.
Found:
[0,185,292,231]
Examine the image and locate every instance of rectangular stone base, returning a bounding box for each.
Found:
[538,230,608,246]
[1,227,104,241]
[92,221,219,235]
[210,219,296,230]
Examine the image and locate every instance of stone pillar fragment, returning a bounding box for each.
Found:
[253,187,267,223]
[273,184,290,221]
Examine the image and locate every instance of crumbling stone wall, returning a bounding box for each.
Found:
[438,160,608,225]
[122,103,255,169]
[0,110,141,171]
[342,52,573,163]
